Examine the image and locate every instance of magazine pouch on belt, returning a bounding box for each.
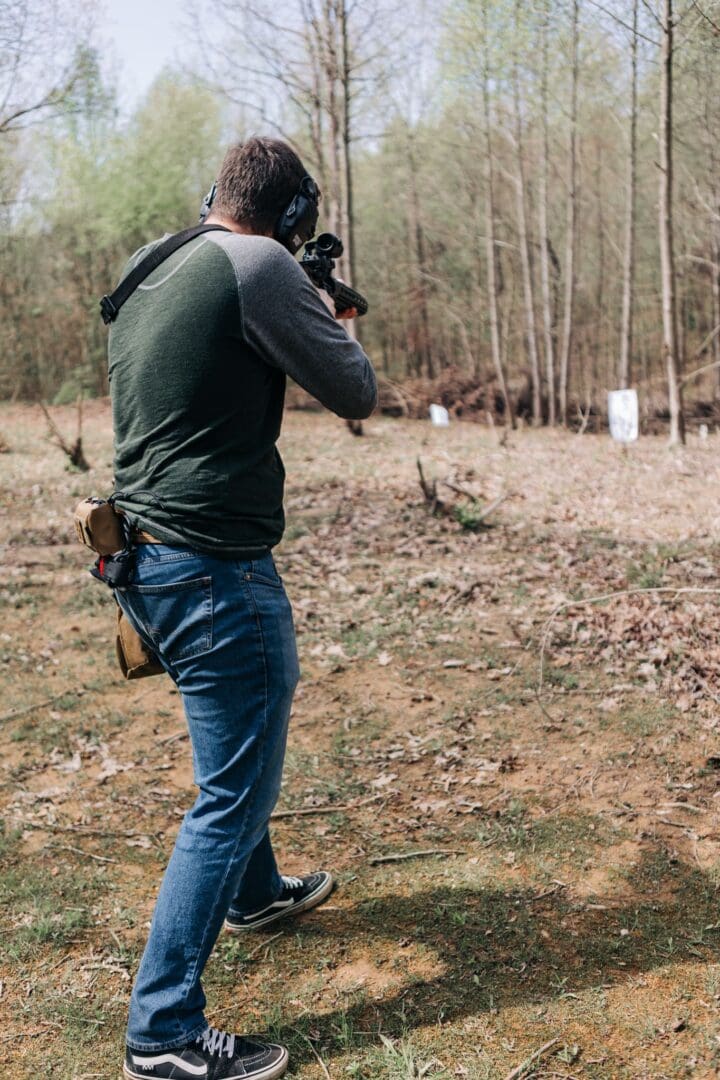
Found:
[74,497,125,555]
[115,603,165,680]
[73,496,165,680]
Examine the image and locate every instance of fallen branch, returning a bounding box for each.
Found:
[467,492,508,526]
[271,793,384,819]
[418,457,508,528]
[528,882,567,903]
[655,817,698,833]
[156,728,188,746]
[0,1028,58,1043]
[442,579,485,608]
[576,403,591,435]
[245,931,284,960]
[0,683,104,728]
[40,398,90,471]
[289,1027,332,1080]
[503,1038,559,1080]
[0,693,70,726]
[45,843,118,864]
[369,848,464,865]
[9,818,159,840]
[417,457,445,515]
[441,479,483,500]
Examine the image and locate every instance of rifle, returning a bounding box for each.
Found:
[300,233,368,316]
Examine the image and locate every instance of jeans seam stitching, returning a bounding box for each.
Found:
[243,570,270,737]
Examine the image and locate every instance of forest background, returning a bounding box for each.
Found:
[8,5,720,1075]
[2,0,720,442]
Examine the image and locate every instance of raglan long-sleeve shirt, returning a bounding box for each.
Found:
[108,231,377,557]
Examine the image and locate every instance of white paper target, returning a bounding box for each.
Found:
[608,389,638,443]
[429,404,450,427]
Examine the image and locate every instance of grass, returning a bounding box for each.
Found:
[0,828,101,963]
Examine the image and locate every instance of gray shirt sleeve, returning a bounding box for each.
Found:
[210,233,377,420]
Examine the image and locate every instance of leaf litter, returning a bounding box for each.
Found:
[4,404,720,1074]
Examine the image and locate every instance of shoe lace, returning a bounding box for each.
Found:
[282,874,304,889]
[197,1026,236,1058]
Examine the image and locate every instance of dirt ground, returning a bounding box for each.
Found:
[4,402,720,1079]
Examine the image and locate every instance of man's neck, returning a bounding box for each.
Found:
[204,212,270,237]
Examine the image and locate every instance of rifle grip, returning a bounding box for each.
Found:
[333,281,368,317]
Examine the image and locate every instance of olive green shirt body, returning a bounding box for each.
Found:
[109,231,376,557]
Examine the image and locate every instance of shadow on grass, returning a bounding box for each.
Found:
[268,848,720,1066]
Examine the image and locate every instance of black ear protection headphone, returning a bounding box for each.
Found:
[199,174,319,255]
[198,182,217,225]
[275,175,319,253]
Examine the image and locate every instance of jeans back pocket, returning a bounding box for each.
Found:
[122,576,213,663]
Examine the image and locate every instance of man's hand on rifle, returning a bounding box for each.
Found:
[315,281,358,321]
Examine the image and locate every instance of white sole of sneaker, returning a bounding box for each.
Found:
[123,1044,288,1080]
[224,873,334,933]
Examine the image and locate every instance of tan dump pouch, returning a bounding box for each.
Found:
[74,498,125,555]
[115,605,165,680]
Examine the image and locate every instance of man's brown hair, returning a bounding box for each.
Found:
[212,136,308,234]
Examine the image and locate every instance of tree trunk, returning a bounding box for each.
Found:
[337,0,359,354]
[469,180,485,373]
[339,0,355,287]
[619,0,638,390]
[322,0,342,239]
[406,132,434,379]
[593,140,604,410]
[481,3,514,428]
[538,0,556,426]
[513,0,541,426]
[712,222,720,397]
[300,1,327,183]
[659,0,685,445]
[559,0,579,427]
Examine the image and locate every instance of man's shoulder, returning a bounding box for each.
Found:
[207,232,302,286]
[118,231,230,289]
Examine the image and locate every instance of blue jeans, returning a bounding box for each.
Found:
[116,545,299,1051]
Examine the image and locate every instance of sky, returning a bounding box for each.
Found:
[102,0,192,113]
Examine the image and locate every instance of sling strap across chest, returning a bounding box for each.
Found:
[99,224,230,325]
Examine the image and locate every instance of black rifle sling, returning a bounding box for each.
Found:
[99,224,230,324]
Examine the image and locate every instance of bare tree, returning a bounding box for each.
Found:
[0,0,87,135]
[513,0,541,425]
[481,1,514,429]
[538,0,556,425]
[197,0,392,291]
[405,129,434,379]
[619,0,639,390]
[659,0,685,444]
[559,0,580,427]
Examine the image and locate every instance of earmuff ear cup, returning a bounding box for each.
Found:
[275,176,319,254]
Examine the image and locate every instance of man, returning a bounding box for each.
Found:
[109,136,376,1080]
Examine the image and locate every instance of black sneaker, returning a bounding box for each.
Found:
[225,871,334,933]
[124,1027,288,1079]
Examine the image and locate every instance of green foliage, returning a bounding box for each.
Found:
[0,65,224,400]
[4,0,720,411]
[452,499,488,531]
